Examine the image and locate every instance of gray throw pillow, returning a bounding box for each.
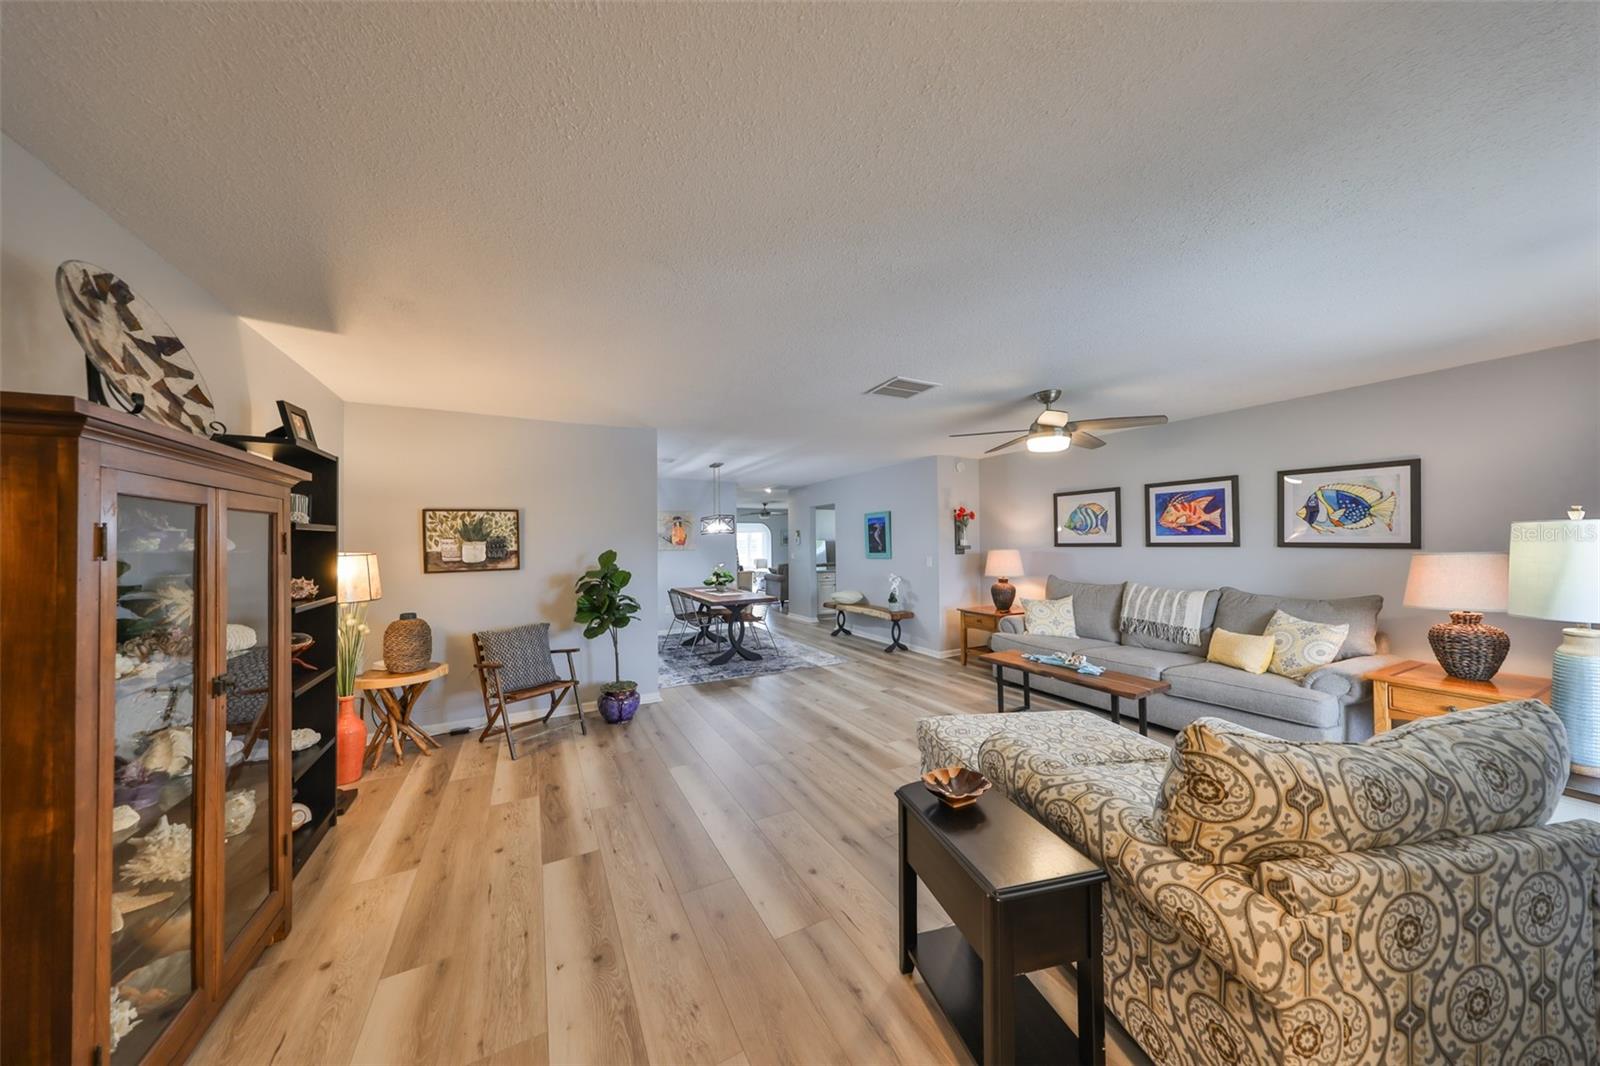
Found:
[476,621,561,691]
[1213,587,1382,660]
[1043,576,1124,642]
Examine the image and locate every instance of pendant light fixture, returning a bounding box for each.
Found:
[700,461,736,535]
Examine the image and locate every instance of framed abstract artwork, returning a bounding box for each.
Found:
[1278,458,1421,548]
[422,508,521,572]
[864,511,892,559]
[1053,487,1122,547]
[1144,475,1239,547]
[658,511,692,551]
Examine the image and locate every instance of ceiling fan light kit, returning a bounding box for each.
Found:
[949,387,1169,456]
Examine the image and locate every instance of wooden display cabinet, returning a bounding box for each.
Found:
[1,394,302,1065]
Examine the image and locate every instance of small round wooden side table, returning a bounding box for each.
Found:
[356,662,448,769]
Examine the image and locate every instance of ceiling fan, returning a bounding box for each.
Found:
[950,389,1169,454]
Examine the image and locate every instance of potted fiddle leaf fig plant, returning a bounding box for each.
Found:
[458,515,490,565]
[574,548,642,723]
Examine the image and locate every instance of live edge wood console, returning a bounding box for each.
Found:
[824,599,915,653]
[2,393,304,1066]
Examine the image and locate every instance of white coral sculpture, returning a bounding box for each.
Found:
[137,726,194,776]
[120,816,193,885]
[224,789,257,839]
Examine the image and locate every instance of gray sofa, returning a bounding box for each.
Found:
[991,577,1400,741]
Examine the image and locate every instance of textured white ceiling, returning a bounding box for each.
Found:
[3,2,1596,487]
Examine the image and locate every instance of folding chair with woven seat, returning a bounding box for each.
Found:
[471,621,585,758]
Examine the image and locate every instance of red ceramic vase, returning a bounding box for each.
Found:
[336,694,365,785]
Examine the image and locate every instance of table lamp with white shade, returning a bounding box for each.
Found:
[1509,514,1600,776]
[1402,552,1509,680]
[984,549,1023,611]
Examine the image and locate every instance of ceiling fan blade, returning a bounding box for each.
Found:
[1064,415,1169,433]
[1070,430,1107,449]
[948,428,1028,438]
[984,434,1031,454]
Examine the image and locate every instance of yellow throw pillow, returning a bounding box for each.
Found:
[1022,596,1077,638]
[1206,628,1275,675]
[1264,609,1350,679]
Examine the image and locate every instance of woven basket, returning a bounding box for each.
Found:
[1428,612,1509,682]
[383,613,433,674]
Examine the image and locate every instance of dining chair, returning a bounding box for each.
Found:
[665,589,700,642]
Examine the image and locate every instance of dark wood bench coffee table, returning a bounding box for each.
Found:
[824,599,914,653]
[898,782,1107,1065]
[979,647,1169,736]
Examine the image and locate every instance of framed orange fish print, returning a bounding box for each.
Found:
[1145,475,1239,546]
[1277,458,1421,548]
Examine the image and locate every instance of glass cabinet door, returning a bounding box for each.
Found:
[108,494,204,1064]
[218,504,280,956]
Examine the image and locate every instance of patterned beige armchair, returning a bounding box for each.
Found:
[944,701,1600,1065]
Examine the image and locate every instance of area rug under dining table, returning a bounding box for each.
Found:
[657,633,845,688]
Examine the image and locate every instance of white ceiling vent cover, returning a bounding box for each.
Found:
[865,377,941,399]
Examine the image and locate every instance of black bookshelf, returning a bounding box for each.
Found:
[223,435,342,873]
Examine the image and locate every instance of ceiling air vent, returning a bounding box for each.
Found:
[865,376,941,399]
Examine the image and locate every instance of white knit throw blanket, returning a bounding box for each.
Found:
[1120,582,1207,647]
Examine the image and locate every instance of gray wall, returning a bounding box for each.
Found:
[1,136,345,454]
[344,403,659,730]
[791,457,947,651]
[656,477,732,626]
[977,341,1600,674]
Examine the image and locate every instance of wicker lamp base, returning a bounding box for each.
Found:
[383,613,434,674]
[1427,611,1509,682]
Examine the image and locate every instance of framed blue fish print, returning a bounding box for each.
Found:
[1277,458,1421,548]
[1145,475,1240,547]
[1054,487,1121,547]
[864,511,892,559]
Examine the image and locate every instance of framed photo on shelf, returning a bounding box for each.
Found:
[864,511,892,559]
[1053,487,1121,547]
[422,508,521,572]
[1277,458,1421,548]
[1144,475,1239,547]
[275,400,316,446]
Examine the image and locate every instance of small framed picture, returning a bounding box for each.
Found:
[864,511,892,559]
[1278,459,1421,548]
[1145,475,1239,547]
[276,400,316,446]
[1053,487,1122,547]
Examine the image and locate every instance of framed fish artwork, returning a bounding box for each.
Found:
[1054,487,1122,547]
[1145,475,1239,547]
[1277,459,1421,548]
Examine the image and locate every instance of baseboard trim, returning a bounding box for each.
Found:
[418,690,661,737]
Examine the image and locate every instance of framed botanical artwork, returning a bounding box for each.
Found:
[1053,487,1121,547]
[658,511,692,551]
[422,508,521,572]
[864,511,892,559]
[1145,475,1239,547]
[1278,458,1421,548]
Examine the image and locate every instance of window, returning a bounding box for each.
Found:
[736,523,772,570]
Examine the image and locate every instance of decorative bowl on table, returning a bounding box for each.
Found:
[921,766,992,809]
[832,590,865,604]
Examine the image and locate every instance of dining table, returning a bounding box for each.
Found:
[673,586,780,665]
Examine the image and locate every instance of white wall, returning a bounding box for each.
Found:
[344,403,659,731]
[1,136,345,453]
[936,458,985,646]
[977,342,1600,674]
[790,457,949,652]
[656,477,733,626]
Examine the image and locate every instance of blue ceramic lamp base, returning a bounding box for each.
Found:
[1552,626,1600,777]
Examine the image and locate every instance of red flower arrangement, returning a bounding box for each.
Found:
[953,506,976,524]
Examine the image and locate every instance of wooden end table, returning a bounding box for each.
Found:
[979,648,1169,736]
[1365,659,1551,733]
[957,605,1024,666]
[356,661,448,768]
[898,783,1107,1065]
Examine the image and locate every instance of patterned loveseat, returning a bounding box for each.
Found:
[917,702,1600,1064]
